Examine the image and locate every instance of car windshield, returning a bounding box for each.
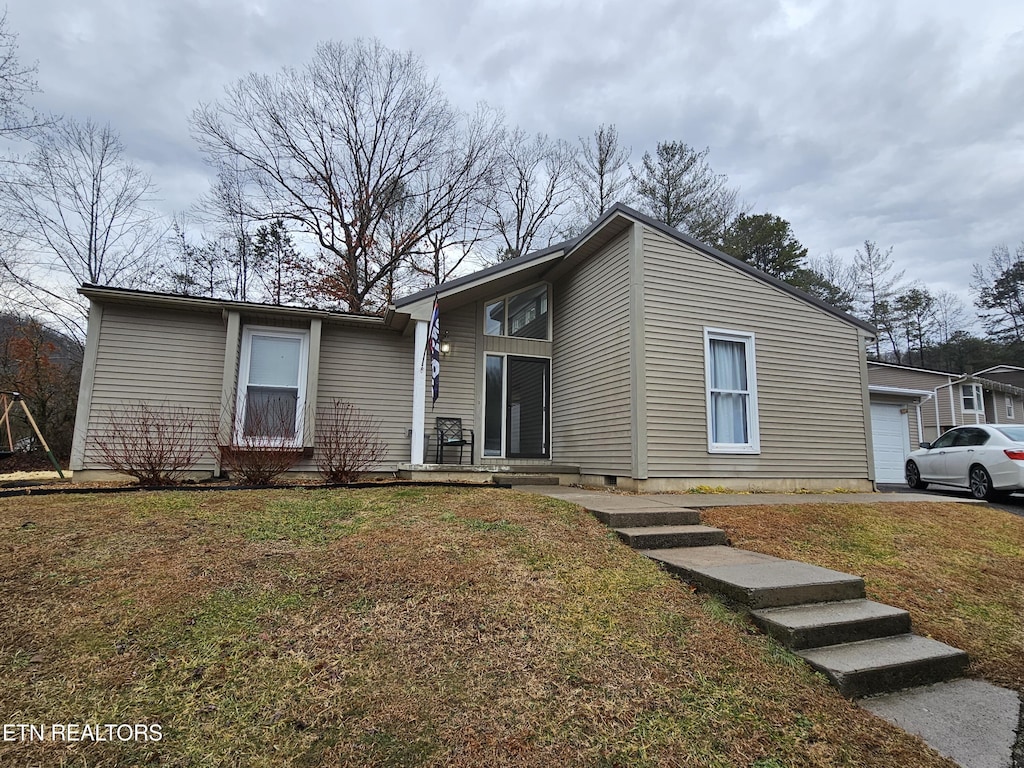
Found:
[995,426,1024,442]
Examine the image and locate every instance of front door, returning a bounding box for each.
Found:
[483,354,549,459]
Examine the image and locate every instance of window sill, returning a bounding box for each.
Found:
[221,444,313,458]
[707,446,761,455]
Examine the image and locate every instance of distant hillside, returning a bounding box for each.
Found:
[1,313,82,463]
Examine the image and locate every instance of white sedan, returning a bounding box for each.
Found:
[905,424,1024,500]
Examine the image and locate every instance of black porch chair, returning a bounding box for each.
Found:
[435,417,474,464]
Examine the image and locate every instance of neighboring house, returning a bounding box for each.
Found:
[866,361,1024,483]
[71,204,878,491]
[977,365,1024,392]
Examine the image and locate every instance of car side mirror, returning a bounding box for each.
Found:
[919,442,932,450]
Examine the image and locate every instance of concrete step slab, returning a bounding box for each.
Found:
[615,524,727,549]
[751,600,912,650]
[589,507,702,527]
[493,474,559,486]
[797,634,969,698]
[645,547,865,608]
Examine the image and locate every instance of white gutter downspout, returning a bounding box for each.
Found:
[929,378,959,437]
[915,392,935,446]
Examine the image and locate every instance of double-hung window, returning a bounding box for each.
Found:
[961,383,983,414]
[1006,394,1015,419]
[235,326,309,446]
[704,328,760,453]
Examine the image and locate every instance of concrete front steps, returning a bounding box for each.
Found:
[586,503,969,699]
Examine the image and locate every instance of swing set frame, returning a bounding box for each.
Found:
[1,390,65,478]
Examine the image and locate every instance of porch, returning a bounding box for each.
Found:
[397,463,581,486]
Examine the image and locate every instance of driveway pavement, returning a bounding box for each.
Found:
[876,484,1024,518]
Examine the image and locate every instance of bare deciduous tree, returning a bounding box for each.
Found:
[0,11,45,139]
[1,117,161,332]
[485,128,577,260]
[194,161,259,301]
[571,123,632,225]
[406,103,504,287]
[192,38,501,313]
[932,289,968,346]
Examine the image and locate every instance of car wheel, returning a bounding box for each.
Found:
[905,460,928,490]
[969,465,996,500]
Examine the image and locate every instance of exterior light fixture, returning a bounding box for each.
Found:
[440,331,451,356]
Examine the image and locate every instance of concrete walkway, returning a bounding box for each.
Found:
[518,485,1022,768]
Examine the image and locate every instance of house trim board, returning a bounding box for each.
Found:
[305,319,322,447]
[630,223,648,479]
[69,301,104,471]
[411,320,427,464]
[857,329,876,484]
[217,311,241,453]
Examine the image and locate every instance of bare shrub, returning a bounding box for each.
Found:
[315,399,387,484]
[219,397,304,485]
[89,402,212,485]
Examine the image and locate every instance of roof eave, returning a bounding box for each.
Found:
[79,284,396,330]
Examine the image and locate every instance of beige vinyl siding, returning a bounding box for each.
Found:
[84,306,226,469]
[317,325,413,468]
[867,365,954,429]
[551,231,632,474]
[642,227,869,480]
[865,365,947,391]
[429,303,479,461]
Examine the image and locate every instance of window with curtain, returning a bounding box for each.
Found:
[704,329,760,453]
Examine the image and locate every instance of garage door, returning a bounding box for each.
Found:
[871,403,910,484]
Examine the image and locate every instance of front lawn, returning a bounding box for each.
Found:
[700,501,1024,692]
[0,488,954,767]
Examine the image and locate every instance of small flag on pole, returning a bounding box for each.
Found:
[427,295,440,406]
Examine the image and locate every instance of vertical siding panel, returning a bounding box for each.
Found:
[551,232,633,474]
[429,303,479,461]
[317,325,413,468]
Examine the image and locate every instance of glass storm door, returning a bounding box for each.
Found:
[506,356,549,458]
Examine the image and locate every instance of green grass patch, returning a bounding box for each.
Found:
[703,500,1024,692]
[0,488,955,767]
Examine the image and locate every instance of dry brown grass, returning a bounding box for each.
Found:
[0,488,955,767]
[701,501,1024,692]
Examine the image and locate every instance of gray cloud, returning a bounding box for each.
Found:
[9,0,1024,310]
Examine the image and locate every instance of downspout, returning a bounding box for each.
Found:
[915,392,934,446]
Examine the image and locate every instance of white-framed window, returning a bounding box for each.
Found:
[484,284,550,340]
[961,383,984,414]
[235,326,309,446]
[1007,394,1015,419]
[704,328,760,454]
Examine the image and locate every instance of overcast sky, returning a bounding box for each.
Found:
[8,0,1024,308]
